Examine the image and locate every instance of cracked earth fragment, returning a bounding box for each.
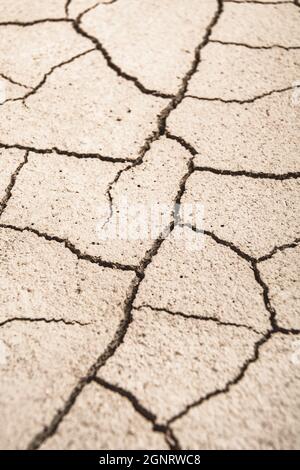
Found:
[259,244,300,330]
[81,0,218,95]
[41,382,168,450]
[0,51,166,156]
[99,304,261,422]
[181,173,300,259]
[0,22,91,90]
[1,152,127,254]
[187,43,300,101]
[0,0,299,451]
[0,227,134,449]
[212,3,300,47]
[168,92,300,173]
[172,334,300,449]
[0,0,66,23]
[2,138,190,266]
[135,226,269,332]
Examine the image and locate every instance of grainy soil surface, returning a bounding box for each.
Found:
[0,0,299,450]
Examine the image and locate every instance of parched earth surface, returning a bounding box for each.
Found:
[0,0,300,450]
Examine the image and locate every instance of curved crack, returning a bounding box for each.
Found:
[167,331,273,424]
[72,8,175,99]
[257,238,300,262]
[65,0,72,17]
[93,377,180,450]
[134,304,264,335]
[185,85,300,105]
[0,223,137,273]
[182,223,254,263]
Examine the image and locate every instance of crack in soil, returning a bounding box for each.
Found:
[193,166,300,180]
[0,18,73,27]
[257,238,300,262]
[134,304,264,335]
[185,85,300,104]
[93,376,180,450]
[0,317,90,328]
[0,141,132,163]
[210,39,300,50]
[1,48,96,106]
[0,223,137,273]
[0,72,32,90]
[0,151,29,218]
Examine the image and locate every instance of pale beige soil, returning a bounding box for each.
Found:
[0,0,299,450]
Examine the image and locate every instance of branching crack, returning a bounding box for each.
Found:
[1,48,96,106]
[93,377,180,450]
[257,238,300,262]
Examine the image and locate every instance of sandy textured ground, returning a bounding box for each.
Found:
[0,0,300,450]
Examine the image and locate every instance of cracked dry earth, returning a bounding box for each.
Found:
[0,0,299,452]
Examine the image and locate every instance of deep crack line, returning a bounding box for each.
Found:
[0,317,90,328]
[0,72,32,90]
[93,377,180,450]
[209,39,300,50]
[72,8,175,99]
[65,0,72,17]
[134,305,264,335]
[0,141,132,163]
[0,151,29,218]
[0,223,137,273]
[193,166,300,180]
[0,18,73,27]
[182,223,254,263]
[257,238,300,262]
[185,85,300,105]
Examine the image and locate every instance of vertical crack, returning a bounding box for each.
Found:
[0,151,29,218]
